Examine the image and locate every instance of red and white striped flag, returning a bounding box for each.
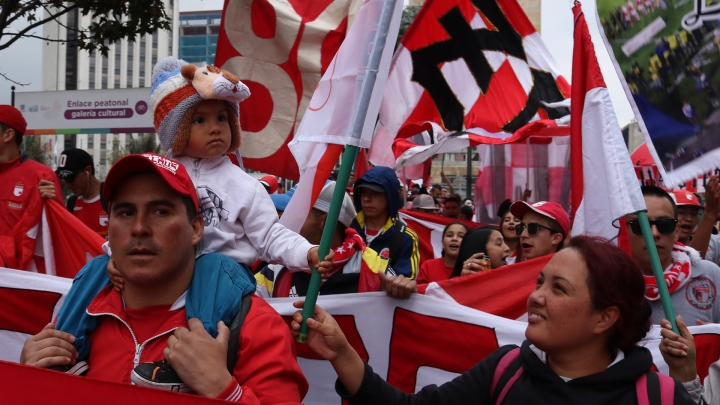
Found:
[474,140,571,224]
[569,2,645,240]
[398,210,481,264]
[280,0,403,232]
[369,0,572,170]
[0,199,105,278]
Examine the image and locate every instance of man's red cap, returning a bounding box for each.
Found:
[510,201,571,236]
[103,153,198,211]
[0,104,27,135]
[671,190,703,208]
[259,175,279,194]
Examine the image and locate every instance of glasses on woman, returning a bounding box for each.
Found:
[515,222,559,236]
[625,218,677,235]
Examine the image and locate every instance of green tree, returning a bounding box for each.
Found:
[109,136,127,165]
[0,0,170,79]
[127,133,160,154]
[22,135,47,165]
[396,5,421,48]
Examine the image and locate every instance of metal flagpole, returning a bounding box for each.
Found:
[297,0,400,343]
[638,211,679,333]
[525,137,530,193]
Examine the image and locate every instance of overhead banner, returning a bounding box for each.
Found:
[4,267,720,405]
[595,0,720,186]
[15,88,154,135]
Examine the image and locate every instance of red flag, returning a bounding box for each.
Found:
[214,0,362,180]
[0,199,104,277]
[569,2,646,241]
[370,0,571,169]
[399,210,482,264]
[419,254,552,319]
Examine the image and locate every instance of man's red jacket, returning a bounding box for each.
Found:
[85,286,308,404]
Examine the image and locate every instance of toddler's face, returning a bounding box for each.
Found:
[184,99,231,158]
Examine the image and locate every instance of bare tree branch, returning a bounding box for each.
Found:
[0,4,74,51]
[0,71,30,86]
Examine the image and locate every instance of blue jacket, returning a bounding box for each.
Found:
[55,253,256,360]
[351,167,419,279]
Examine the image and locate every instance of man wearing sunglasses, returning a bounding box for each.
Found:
[509,201,570,260]
[626,185,720,324]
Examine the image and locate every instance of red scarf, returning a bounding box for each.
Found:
[644,243,693,301]
[315,228,367,281]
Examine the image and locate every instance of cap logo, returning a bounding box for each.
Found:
[58,154,67,168]
[142,153,179,175]
[687,193,694,200]
[532,202,546,207]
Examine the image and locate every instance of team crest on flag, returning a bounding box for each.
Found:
[13,182,23,197]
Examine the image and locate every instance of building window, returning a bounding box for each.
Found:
[88,136,94,149]
[65,8,79,90]
[115,43,121,88]
[127,41,134,85]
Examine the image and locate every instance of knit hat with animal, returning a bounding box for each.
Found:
[149,57,250,156]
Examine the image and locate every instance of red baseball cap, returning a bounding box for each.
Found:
[671,190,703,208]
[259,175,279,194]
[510,201,570,236]
[0,104,27,135]
[103,153,198,211]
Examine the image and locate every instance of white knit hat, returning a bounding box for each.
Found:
[313,181,357,227]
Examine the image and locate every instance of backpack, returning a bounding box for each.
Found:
[225,294,253,373]
[490,348,676,405]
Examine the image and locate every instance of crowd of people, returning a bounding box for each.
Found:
[4,55,720,404]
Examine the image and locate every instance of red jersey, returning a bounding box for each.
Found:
[72,196,108,237]
[0,154,63,236]
[417,258,454,284]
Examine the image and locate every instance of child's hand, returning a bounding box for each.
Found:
[107,257,125,292]
[308,247,335,279]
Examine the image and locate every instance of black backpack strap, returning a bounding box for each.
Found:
[645,370,661,405]
[99,182,109,213]
[226,294,253,374]
[66,195,78,213]
[386,220,407,273]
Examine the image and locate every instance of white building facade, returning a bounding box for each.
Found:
[40,0,179,177]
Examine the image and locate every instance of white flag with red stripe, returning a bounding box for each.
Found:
[280,0,403,232]
[369,0,571,170]
[569,2,645,240]
[398,210,481,264]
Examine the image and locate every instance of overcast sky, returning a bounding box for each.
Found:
[0,0,634,126]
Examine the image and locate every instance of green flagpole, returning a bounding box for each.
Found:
[296,146,359,343]
[637,211,679,333]
[297,0,400,343]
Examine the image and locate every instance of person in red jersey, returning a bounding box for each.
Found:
[0,104,63,239]
[416,222,468,284]
[54,148,109,237]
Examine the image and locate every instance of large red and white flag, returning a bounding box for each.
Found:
[569,2,645,240]
[399,210,481,264]
[474,140,571,224]
[4,268,720,404]
[215,0,363,180]
[0,199,105,278]
[280,0,403,232]
[369,0,572,169]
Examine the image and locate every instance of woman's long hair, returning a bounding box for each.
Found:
[449,227,499,278]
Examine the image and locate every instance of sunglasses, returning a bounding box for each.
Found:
[626,218,677,236]
[515,222,559,236]
[60,171,80,185]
